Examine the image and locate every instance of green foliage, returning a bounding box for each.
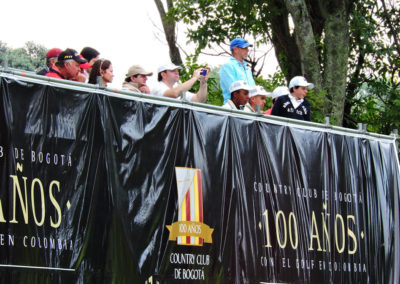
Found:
[171,0,270,54]
[306,89,330,124]
[0,41,47,72]
[254,70,286,91]
[351,79,400,135]
[346,1,400,133]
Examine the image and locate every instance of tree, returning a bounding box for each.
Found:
[154,0,183,66]
[171,0,399,128]
[344,0,400,131]
[0,41,47,72]
[349,79,399,135]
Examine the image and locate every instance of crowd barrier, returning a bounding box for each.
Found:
[0,68,399,283]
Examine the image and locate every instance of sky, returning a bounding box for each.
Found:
[1,0,278,89]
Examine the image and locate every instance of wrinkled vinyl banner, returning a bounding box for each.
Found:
[0,76,399,284]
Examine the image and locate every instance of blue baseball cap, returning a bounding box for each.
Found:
[230,38,252,51]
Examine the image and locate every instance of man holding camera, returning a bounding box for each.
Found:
[152,63,209,103]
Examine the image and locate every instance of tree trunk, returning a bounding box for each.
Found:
[154,0,183,66]
[284,0,323,91]
[268,0,302,81]
[322,2,350,125]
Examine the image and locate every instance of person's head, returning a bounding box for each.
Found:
[80,47,100,75]
[81,47,100,65]
[55,48,87,79]
[230,38,252,62]
[271,86,290,103]
[45,48,62,67]
[125,65,153,86]
[229,80,251,108]
[289,76,314,99]
[157,63,182,84]
[249,86,270,110]
[88,59,113,86]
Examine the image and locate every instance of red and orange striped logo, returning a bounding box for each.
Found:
[166,167,213,246]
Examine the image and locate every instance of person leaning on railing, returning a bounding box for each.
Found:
[244,86,271,113]
[45,48,87,80]
[222,80,251,110]
[122,65,153,94]
[88,59,114,87]
[37,48,62,76]
[271,76,313,121]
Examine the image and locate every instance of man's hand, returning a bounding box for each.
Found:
[73,71,87,82]
[138,84,151,94]
[193,67,210,82]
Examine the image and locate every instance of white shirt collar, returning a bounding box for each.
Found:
[288,93,303,109]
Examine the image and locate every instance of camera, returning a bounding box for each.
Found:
[200,69,207,76]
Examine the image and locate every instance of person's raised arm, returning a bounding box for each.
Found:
[162,69,202,98]
[191,67,210,103]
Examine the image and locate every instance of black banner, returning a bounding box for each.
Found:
[0,75,399,283]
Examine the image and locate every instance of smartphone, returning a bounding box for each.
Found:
[200,69,207,76]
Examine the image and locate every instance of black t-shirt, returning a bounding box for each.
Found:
[271,95,311,121]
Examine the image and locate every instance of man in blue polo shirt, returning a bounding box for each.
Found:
[219,38,256,104]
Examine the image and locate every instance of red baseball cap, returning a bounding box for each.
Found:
[46,48,62,59]
[79,55,92,69]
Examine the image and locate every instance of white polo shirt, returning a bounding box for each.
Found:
[151,81,195,101]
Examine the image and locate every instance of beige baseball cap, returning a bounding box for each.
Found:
[126,65,153,78]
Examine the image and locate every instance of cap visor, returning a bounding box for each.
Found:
[80,63,92,69]
[240,43,252,48]
[76,57,87,64]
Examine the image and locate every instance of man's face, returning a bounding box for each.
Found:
[250,95,266,110]
[292,86,308,99]
[49,57,57,67]
[65,60,81,79]
[232,89,249,108]
[164,69,180,84]
[132,74,148,86]
[233,46,249,61]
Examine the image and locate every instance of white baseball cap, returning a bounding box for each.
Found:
[229,80,252,93]
[249,86,271,98]
[157,63,182,73]
[289,76,314,89]
[271,86,290,99]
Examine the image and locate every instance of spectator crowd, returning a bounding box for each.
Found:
[39,38,314,122]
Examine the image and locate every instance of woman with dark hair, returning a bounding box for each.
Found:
[88,59,114,86]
